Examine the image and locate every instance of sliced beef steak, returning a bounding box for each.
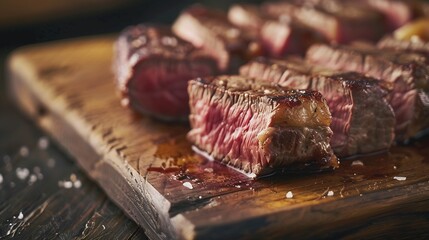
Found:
[261,0,386,44]
[364,0,429,30]
[172,5,260,72]
[306,43,429,140]
[378,36,429,59]
[363,0,413,31]
[228,4,325,57]
[187,75,338,176]
[240,58,395,157]
[114,24,219,121]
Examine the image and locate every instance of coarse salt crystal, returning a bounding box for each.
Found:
[18,212,23,220]
[286,191,293,199]
[393,176,406,181]
[38,137,49,149]
[59,181,73,189]
[28,174,37,184]
[63,181,73,189]
[16,168,30,180]
[327,191,334,197]
[19,146,29,157]
[73,180,82,188]
[351,160,364,166]
[183,182,193,189]
[204,168,213,173]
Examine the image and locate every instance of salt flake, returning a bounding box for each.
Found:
[351,160,364,166]
[38,137,49,149]
[327,191,334,197]
[18,212,23,220]
[28,174,37,184]
[286,191,293,199]
[16,168,30,180]
[183,182,193,189]
[73,180,82,189]
[393,176,406,181]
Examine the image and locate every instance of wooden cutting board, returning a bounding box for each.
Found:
[8,36,429,239]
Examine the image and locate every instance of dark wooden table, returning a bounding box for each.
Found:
[0,104,148,239]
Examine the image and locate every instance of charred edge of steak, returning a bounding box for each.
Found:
[113,24,219,121]
[240,58,395,157]
[173,5,261,72]
[306,43,429,140]
[187,75,338,176]
[261,0,385,43]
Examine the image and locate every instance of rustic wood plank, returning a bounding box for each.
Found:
[8,36,429,239]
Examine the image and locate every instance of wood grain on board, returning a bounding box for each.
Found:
[8,36,429,239]
[0,106,147,239]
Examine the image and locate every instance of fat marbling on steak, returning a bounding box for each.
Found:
[187,75,338,176]
[306,43,429,140]
[240,58,395,157]
[114,24,219,121]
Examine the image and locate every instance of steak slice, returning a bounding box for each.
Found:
[228,4,325,57]
[364,0,429,30]
[187,75,338,176]
[172,5,260,72]
[306,43,429,140]
[261,0,386,44]
[378,36,429,59]
[240,58,395,157]
[363,0,413,31]
[114,24,219,121]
